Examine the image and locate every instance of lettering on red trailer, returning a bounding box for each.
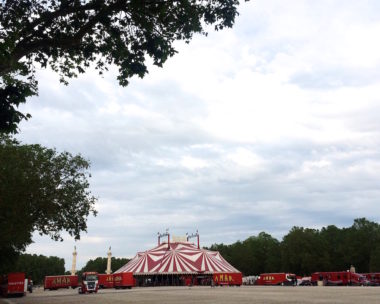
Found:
[213,273,242,285]
[3,273,26,296]
[8,282,24,285]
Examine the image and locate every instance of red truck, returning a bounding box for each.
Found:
[311,271,368,286]
[0,272,26,297]
[255,273,297,286]
[213,273,242,286]
[44,275,78,290]
[113,272,134,289]
[98,274,114,289]
[78,272,99,294]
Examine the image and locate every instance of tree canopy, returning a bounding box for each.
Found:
[13,254,65,284]
[208,218,380,276]
[0,135,97,272]
[0,0,246,133]
[81,256,130,274]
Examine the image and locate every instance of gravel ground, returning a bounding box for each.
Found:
[1,285,380,304]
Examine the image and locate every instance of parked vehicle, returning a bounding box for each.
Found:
[0,272,26,297]
[98,274,114,289]
[242,275,258,285]
[78,272,98,294]
[44,275,78,290]
[298,276,312,286]
[361,273,380,286]
[311,271,368,286]
[113,272,134,289]
[255,273,297,286]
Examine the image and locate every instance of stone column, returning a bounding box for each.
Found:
[71,246,77,275]
[106,246,112,274]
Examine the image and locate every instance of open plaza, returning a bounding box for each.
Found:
[2,286,380,304]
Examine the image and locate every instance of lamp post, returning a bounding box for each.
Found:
[187,230,200,249]
[158,229,170,248]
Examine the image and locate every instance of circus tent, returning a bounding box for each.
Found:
[114,238,242,286]
[115,242,240,275]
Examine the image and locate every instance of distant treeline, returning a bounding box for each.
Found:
[207,218,380,276]
[12,254,65,284]
[79,257,130,275]
[10,255,130,284]
[8,218,380,282]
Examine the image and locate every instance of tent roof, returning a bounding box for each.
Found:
[115,242,240,275]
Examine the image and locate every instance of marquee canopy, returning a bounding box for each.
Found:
[115,242,240,275]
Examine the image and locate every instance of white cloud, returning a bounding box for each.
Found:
[226,148,263,168]
[15,0,380,270]
[181,156,209,170]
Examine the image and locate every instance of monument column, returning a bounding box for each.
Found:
[71,246,77,275]
[106,246,112,274]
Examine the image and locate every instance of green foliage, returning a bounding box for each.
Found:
[208,232,281,276]
[0,0,247,133]
[0,75,36,134]
[346,218,380,272]
[13,254,65,285]
[208,218,380,276]
[281,227,330,275]
[319,225,346,270]
[81,257,130,273]
[0,135,97,272]
[369,246,380,272]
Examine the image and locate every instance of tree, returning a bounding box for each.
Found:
[320,225,347,271]
[207,218,380,276]
[369,246,380,272]
[0,0,247,134]
[345,218,380,272]
[81,257,130,273]
[0,135,97,272]
[14,254,65,284]
[253,232,281,273]
[208,232,281,276]
[281,227,329,275]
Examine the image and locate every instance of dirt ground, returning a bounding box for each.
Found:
[1,285,380,304]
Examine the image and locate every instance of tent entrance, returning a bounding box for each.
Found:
[134,274,213,287]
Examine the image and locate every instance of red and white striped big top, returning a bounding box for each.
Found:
[114,241,240,275]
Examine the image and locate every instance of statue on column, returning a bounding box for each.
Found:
[106,246,112,274]
[71,246,77,275]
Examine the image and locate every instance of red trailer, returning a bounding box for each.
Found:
[44,275,78,290]
[311,271,368,286]
[0,272,26,297]
[213,273,242,286]
[255,273,297,286]
[113,272,134,289]
[98,274,114,289]
[362,273,380,286]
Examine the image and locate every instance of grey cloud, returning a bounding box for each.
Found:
[290,67,380,90]
[16,0,380,270]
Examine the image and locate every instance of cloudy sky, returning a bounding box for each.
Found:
[17,0,380,270]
